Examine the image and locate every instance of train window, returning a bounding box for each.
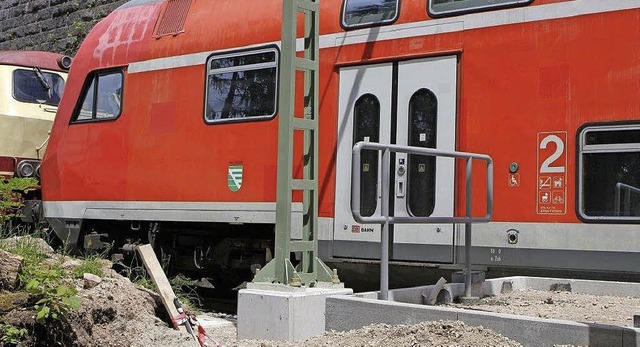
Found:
[428,0,533,17]
[205,48,278,124]
[73,71,123,122]
[12,69,65,106]
[72,70,123,123]
[341,0,400,29]
[353,93,380,217]
[407,88,437,217]
[579,125,640,221]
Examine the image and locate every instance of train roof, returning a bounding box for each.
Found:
[0,51,68,72]
[74,0,346,71]
[118,0,163,9]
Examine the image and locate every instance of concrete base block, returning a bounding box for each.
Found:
[237,284,353,341]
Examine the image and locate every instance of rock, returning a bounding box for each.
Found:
[549,282,572,292]
[1,236,54,255]
[0,292,30,312]
[0,248,23,291]
[83,273,102,289]
[501,281,513,294]
[59,257,83,270]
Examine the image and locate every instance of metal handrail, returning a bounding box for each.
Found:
[614,182,640,216]
[351,141,493,300]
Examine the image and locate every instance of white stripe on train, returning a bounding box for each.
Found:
[128,0,640,74]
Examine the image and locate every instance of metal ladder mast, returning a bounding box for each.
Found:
[254,0,334,285]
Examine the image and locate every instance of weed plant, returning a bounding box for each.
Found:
[117,254,203,312]
[0,179,81,329]
[0,237,81,325]
[0,178,38,233]
[0,323,28,346]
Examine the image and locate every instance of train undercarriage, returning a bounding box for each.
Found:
[77,220,274,289]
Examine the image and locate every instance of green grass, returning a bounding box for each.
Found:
[0,235,48,264]
[71,257,105,279]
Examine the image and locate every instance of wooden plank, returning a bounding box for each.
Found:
[136,244,199,346]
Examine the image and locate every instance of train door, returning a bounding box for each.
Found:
[333,56,457,263]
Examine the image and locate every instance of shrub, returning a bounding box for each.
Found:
[0,178,38,232]
[0,323,28,346]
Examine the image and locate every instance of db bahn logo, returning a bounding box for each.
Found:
[228,163,243,192]
[351,225,374,233]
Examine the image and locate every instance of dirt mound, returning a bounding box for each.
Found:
[66,275,192,347]
[0,252,194,347]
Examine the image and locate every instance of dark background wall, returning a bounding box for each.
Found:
[0,0,128,56]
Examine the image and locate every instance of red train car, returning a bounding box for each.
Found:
[42,0,640,284]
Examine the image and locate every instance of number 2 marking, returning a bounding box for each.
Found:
[540,135,565,173]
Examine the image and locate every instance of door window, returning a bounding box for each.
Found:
[353,93,380,217]
[407,88,437,217]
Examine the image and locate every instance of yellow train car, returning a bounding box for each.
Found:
[0,51,70,179]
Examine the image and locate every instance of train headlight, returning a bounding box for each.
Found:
[17,161,36,178]
[58,55,73,70]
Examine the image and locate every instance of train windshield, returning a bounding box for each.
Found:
[12,68,65,106]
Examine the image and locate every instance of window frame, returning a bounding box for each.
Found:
[577,122,640,223]
[427,0,533,18]
[11,68,65,107]
[340,0,401,31]
[203,46,280,125]
[70,68,124,124]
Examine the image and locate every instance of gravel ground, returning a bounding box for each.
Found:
[198,286,640,347]
[6,247,636,347]
[44,282,640,346]
[448,287,640,327]
[202,318,523,347]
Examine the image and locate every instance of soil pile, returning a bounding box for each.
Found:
[65,274,193,347]
[0,243,193,347]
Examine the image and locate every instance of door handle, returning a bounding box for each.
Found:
[397,180,405,198]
